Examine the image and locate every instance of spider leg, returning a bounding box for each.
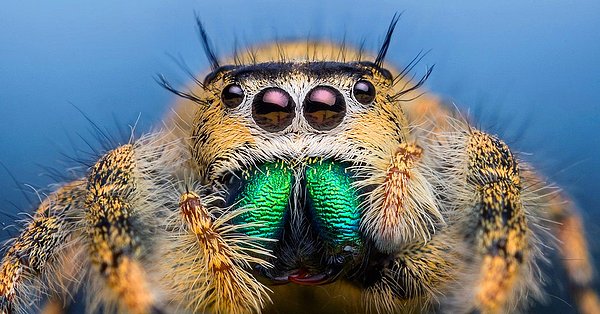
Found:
[460,131,532,313]
[0,181,86,314]
[541,189,600,314]
[360,231,458,313]
[85,144,165,314]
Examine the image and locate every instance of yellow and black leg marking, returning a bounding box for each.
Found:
[86,144,159,314]
[464,131,529,313]
[0,181,86,314]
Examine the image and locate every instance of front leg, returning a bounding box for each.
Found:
[461,131,530,313]
[86,144,164,313]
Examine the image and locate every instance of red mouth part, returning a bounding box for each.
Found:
[287,268,334,286]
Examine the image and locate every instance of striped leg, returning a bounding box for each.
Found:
[464,131,530,313]
[0,181,86,313]
[85,144,160,314]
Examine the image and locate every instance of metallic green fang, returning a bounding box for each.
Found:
[305,159,362,250]
[234,162,293,240]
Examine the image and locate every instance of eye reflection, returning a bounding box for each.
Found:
[303,86,346,131]
[252,87,295,132]
[353,80,375,105]
[221,84,245,108]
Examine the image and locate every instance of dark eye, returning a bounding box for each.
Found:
[353,80,376,104]
[303,86,346,131]
[252,87,295,132]
[221,84,245,108]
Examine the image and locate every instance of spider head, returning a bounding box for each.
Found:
[192,47,398,182]
[184,42,415,285]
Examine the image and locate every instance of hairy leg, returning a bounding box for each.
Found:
[0,181,86,313]
[537,187,600,314]
[360,231,459,313]
[356,130,532,312]
[85,144,163,313]
[457,131,532,313]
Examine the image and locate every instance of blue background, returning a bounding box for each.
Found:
[0,1,599,312]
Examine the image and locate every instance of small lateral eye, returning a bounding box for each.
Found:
[303,86,346,131]
[221,84,245,108]
[252,87,295,132]
[353,80,376,105]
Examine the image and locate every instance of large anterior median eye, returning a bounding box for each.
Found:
[303,86,346,131]
[252,87,295,132]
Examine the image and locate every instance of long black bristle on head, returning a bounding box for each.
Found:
[374,13,401,68]
[195,15,220,71]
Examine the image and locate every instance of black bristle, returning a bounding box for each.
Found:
[195,15,220,71]
[374,13,401,68]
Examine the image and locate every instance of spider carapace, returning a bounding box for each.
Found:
[1,19,598,314]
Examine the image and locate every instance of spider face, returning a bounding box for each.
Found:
[193,60,396,180]
[191,61,397,285]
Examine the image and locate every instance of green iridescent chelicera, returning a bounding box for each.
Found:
[232,159,362,254]
[305,159,362,251]
[233,162,293,241]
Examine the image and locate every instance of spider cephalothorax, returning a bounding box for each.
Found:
[0,19,598,314]
[190,60,414,282]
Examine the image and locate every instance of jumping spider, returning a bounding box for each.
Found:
[0,18,598,314]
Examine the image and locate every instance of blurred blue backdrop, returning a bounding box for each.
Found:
[0,1,598,312]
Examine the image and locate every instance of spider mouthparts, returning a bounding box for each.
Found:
[288,268,333,286]
[268,275,292,285]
